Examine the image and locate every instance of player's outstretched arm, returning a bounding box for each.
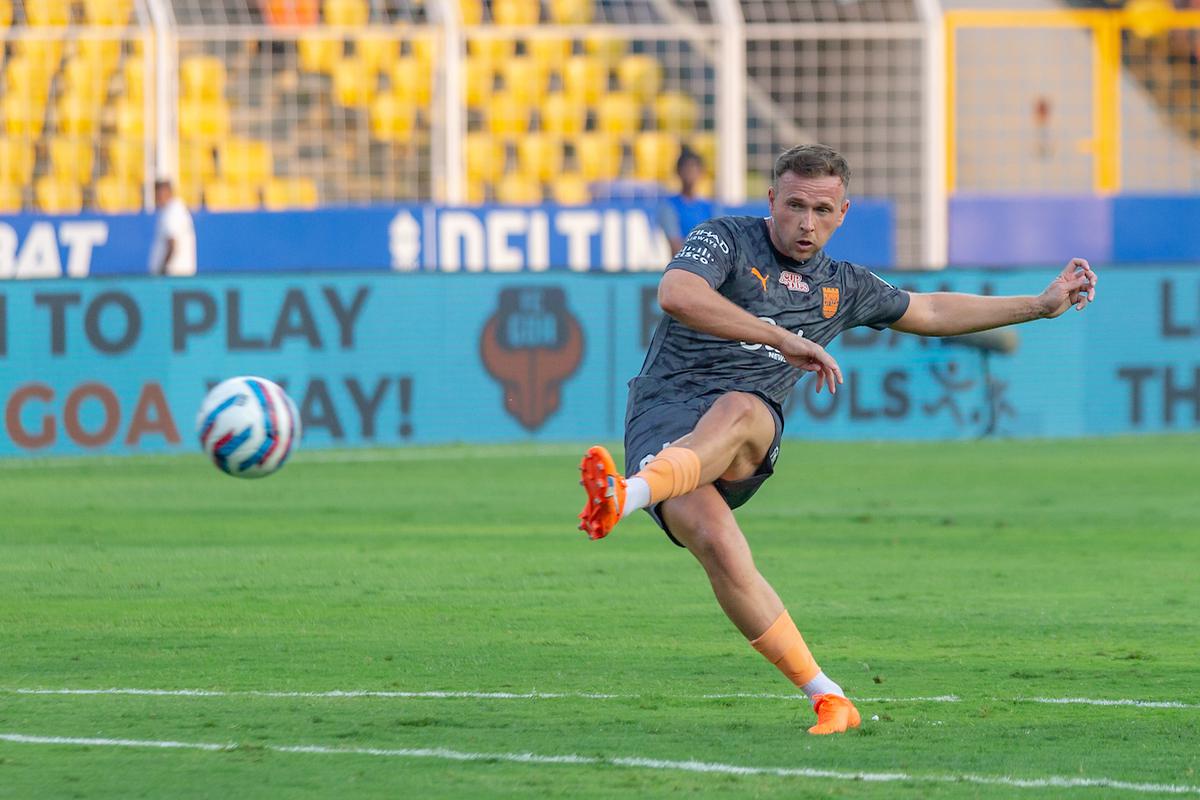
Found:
[890,258,1097,337]
[660,270,843,392]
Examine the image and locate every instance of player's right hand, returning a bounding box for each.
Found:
[779,334,843,394]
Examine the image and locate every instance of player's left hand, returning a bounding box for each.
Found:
[1038,258,1097,319]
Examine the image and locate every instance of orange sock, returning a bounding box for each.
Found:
[633,446,702,505]
[750,610,821,687]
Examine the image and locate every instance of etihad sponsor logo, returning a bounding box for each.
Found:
[750,267,769,293]
[822,286,840,318]
[779,271,809,293]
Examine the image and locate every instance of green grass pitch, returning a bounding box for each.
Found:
[0,436,1197,798]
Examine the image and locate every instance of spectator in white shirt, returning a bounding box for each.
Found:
[149,179,196,276]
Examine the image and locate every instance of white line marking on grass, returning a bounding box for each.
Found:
[0,733,230,751]
[5,687,956,703]
[2,732,1197,795]
[1018,697,1200,710]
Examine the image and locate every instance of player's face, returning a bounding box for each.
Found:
[766,172,849,262]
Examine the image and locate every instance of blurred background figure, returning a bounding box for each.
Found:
[149,179,197,277]
[657,148,716,254]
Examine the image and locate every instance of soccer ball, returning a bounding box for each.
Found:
[196,376,301,478]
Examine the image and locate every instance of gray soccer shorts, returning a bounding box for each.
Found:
[623,390,784,547]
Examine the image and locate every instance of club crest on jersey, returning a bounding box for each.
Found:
[779,272,809,293]
[822,286,840,318]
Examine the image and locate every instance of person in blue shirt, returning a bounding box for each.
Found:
[657,147,717,253]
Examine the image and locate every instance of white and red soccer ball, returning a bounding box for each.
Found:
[196,376,300,478]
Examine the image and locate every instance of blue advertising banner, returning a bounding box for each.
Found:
[0,199,897,278]
[0,266,1196,457]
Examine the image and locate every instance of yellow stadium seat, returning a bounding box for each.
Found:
[122,58,145,102]
[0,0,12,27]
[467,36,514,65]
[369,93,417,141]
[655,91,698,134]
[0,138,35,183]
[115,100,144,138]
[263,177,319,210]
[220,139,273,184]
[411,34,438,69]
[24,0,71,27]
[205,180,260,212]
[516,133,563,182]
[458,0,483,25]
[494,173,542,204]
[35,176,83,214]
[633,131,679,183]
[0,183,23,213]
[549,0,593,24]
[616,54,662,103]
[49,137,95,183]
[179,99,231,143]
[179,141,217,183]
[484,91,531,137]
[106,139,145,182]
[356,33,400,73]
[562,55,607,105]
[181,56,226,101]
[5,59,54,107]
[94,176,143,212]
[551,172,590,205]
[75,38,121,76]
[595,93,640,136]
[63,57,110,103]
[323,0,368,26]
[527,36,572,71]
[462,58,494,108]
[298,34,342,73]
[389,57,431,106]
[465,133,505,183]
[583,34,626,68]
[465,180,485,204]
[83,0,133,26]
[178,177,202,209]
[2,95,46,137]
[574,132,621,180]
[500,57,548,106]
[492,0,539,25]
[331,57,376,108]
[693,174,714,199]
[56,93,98,136]
[539,93,586,136]
[14,37,64,71]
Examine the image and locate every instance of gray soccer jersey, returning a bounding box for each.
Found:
[629,215,911,410]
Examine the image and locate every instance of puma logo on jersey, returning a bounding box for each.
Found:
[750,267,769,293]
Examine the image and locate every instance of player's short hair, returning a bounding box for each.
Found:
[676,147,703,175]
[772,144,851,191]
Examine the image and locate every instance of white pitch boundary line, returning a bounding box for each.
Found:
[1,732,1197,796]
[4,687,957,703]
[1018,697,1200,710]
[9,688,1200,709]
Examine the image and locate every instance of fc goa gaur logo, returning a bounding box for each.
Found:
[480,287,584,431]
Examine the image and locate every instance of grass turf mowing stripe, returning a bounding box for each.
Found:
[2,732,1198,796]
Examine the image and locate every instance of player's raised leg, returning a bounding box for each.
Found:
[577,392,773,540]
[662,487,861,735]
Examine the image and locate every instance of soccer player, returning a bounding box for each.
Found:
[576,144,1098,735]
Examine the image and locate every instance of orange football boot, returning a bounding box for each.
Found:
[808,694,861,735]
[577,445,627,540]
